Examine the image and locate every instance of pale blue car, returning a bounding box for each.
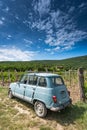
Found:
[8,73,72,117]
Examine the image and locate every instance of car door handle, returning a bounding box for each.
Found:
[24,86,26,88]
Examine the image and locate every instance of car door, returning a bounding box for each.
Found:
[33,76,48,103]
[14,74,28,99]
[24,75,37,103]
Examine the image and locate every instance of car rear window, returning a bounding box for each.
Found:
[50,77,64,86]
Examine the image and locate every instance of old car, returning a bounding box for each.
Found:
[8,72,72,117]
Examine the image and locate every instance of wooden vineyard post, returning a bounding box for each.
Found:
[78,68,85,101]
[8,70,11,85]
[45,67,48,72]
[1,70,4,86]
[69,70,71,87]
[15,69,18,82]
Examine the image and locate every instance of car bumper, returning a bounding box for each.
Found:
[50,99,72,112]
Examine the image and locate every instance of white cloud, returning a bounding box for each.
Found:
[0,47,36,61]
[8,35,12,38]
[3,7,10,12]
[78,2,87,13]
[0,0,86,58]
[24,39,33,44]
[53,46,60,51]
[45,27,87,51]
[38,38,42,41]
[45,35,54,44]
[62,45,72,51]
[45,48,51,52]
[79,3,85,8]
[5,7,9,12]
[45,46,60,55]
[1,17,5,21]
[7,35,12,39]
[33,0,51,17]
[15,15,20,20]
[0,20,3,25]
[44,9,87,51]
[23,20,31,27]
[30,0,87,53]
[68,6,75,13]
[32,19,47,31]
[50,10,61,24]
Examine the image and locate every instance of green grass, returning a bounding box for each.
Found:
[40,126,53,130]
[84,82,87,98]
[0,87,87,130]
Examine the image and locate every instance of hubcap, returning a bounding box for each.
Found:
[36,103,43,115]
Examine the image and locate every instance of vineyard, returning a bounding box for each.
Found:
[0,55,87,102]
[0,55,87,71]
[0,69,87,103]
[0,69,87,86]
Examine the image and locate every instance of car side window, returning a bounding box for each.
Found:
[28,76,37,85]
[38,77,47,87]
[20,75,29,84]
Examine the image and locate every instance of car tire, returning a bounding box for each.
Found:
[8,90,13,99]
[34,101,47,118]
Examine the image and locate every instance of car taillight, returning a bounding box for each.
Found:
[52,96,57,103]
[68,91,70,96]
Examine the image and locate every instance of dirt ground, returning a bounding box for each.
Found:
[68,85,80,103]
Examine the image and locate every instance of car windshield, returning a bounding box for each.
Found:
[49,76,64,86]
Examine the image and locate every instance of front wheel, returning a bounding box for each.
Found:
[8,90,13,99]
[34,101,47,118]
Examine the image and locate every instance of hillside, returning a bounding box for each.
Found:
[0,55,87,71]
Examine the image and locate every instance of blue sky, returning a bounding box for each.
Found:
[0,0,87,61]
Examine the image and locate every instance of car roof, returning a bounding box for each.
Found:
[26,72,60,77]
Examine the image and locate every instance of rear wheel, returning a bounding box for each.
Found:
[34,101,47,118]
[8,90,13,99]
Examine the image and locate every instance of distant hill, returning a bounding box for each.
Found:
[0,55,87,71]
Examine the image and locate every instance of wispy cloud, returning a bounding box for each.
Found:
[32,0,51,17]
[2,6,10,13]
[0,20,4,25]
[15,15,20,20]
[68,6,75,13]
[30,0,87,52]
[1,17,5,21]
[0,0,87,61]
[0,47,36,61]
[45,48,51,52]
[79,3,86,8]
[45,46,60,55]
[4,7,9,12]
[7,35,12,40]
[24,39,33,45]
